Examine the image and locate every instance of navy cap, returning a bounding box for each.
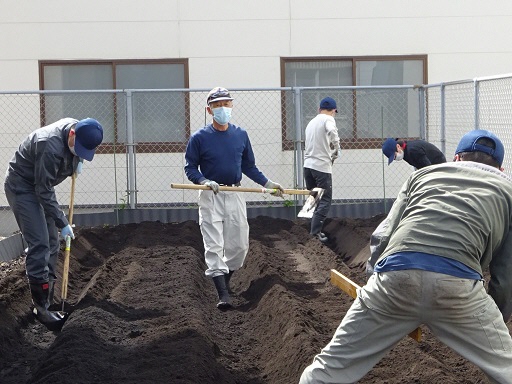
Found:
[455,129,504,166]
[320,97,337,112]
[74,118,103,161]
[382,138,398,165]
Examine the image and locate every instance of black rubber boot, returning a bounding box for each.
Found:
[47,280,62,311]
[311,218,328,243]
[30,282,68,332]
[224,271,234,294]
[48,280,56,303]
[315,232,328,243]
[212,275,232,310]
[310,218,324,237]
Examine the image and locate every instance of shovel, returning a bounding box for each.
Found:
[61,172,76,313]
[170,183,324,218]
[296,188,324,219]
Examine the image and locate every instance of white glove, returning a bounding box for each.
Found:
[200,179,220,194]
[60,224,75,240]
[264,180,284,198]
[331,148,341,163]
[76,160,83,175]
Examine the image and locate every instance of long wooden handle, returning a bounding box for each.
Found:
[330,269,422,342]
[171,183,311,195]
[61,172,76,304]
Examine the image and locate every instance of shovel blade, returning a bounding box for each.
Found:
[297,188,324,218]
[33,308,69,332]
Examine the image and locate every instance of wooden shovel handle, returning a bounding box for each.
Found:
[171,183,311,195]
[61,172,76,302]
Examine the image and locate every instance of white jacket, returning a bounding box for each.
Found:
[303,113,340,173]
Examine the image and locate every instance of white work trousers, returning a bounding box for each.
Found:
[300,270,512,384]
[198,190,249,278]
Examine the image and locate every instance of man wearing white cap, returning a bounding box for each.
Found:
[185,87,284,309]
[4,117,103,331]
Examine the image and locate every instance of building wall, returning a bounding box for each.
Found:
[1,1,512,91]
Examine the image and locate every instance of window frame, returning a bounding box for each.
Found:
[280,55,428,150]
[39,58,190,154]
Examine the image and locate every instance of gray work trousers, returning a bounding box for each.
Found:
[300,270,512,384]
[304,167,332,235]
[4,182,60,284]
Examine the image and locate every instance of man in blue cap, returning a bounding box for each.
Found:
[382,137,446,169]
[4,117,103,331]
[303,96,341,243]
[301,129,512,383]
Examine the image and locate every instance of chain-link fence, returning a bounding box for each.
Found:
[424,74,512,173]
[2,77,512,236]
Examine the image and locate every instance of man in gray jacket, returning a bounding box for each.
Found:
[4,117,103,331]
[303,97,341,243]
[300,129,512,384]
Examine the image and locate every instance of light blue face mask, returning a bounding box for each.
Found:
[69,145,78,156]
[212,107,232,125]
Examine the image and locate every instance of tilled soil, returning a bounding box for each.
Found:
[0,215,508,384]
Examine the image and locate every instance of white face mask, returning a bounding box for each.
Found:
[395,151,404,161]
[69,145,78,156]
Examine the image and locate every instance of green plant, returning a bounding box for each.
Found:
[283,199,294,207]
[117,194,128,210]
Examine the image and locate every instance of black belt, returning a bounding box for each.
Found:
[220,183,241,187]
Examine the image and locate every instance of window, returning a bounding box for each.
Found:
[39,59,189,153]
[281,56,427,149]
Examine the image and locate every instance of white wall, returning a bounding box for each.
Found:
[2,1,512,90]
[2,1,511,214]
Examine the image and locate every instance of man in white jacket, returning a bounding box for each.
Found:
[303,97,341,243]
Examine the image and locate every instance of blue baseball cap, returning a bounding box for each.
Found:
[455,129,504,166]
[320,97,337,112]
[382,138,398,165]
[74,118,103,161]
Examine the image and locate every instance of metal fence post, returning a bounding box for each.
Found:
[381,106,387,213]
[419,86,426,140]
[474,78,480,129]
[125,90,137,209]
[440,83,446,155]
[294,88,304,191]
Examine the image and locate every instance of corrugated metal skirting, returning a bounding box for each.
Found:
[0,233,26,263]
[0,201,392,263]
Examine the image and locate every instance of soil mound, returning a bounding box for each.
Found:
[0,216,506,383]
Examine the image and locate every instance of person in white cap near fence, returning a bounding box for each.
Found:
[185,87,284,310]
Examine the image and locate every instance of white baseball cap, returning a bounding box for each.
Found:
[206,87,233,105]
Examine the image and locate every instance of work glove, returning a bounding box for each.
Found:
[76,160,83,176]
[200,179,220,194]
[264,180,284,198]
[60,224,75,240]
[331,148,341,163]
